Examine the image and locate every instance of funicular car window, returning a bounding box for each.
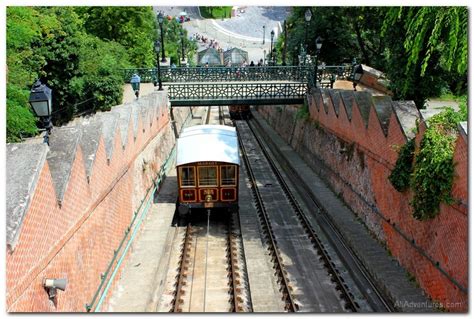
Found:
[199,166,218,186]
[220,165,236,186]
[179,166,195,186]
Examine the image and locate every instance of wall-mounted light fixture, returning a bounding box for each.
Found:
[43,278,67,300]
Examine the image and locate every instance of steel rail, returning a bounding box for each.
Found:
[245,119,360,312]
[236,122,298,312]
[228,213,243,312]
[172,224,193,312]
[247,119,394,312]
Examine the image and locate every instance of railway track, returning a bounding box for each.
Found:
[170,212,251,312]
[247,117,394,312]
[236,119,361,312]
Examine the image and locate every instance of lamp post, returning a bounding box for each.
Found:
[270,29,275,66]
[352,63,364,91]
[282,20,287,66]
[155,40,163,91]
[262,25,265,44]
[157,12,167,63]
[28,79,53,145]
[314,36,323,87]
[180,29,186,66]
[304,8,312,51]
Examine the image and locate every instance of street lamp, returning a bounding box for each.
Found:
[352,63,364,91]
[180,29,186,66]
[154,40,163,91]
[262,25,266,44]
[314,36,323,86]
[304,8,312,51]
[28,79,52,145]
[270,29,275,66]
[157,12,167,63]
[282,20,287,66]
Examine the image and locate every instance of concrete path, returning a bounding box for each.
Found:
[106,167,179,312]
[122,83,157,104]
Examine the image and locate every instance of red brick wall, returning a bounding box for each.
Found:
[256,93,467,311]
[6,94,191,312]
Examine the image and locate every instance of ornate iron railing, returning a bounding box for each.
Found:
[123,68,159,83]
[167,82,307,106]
[122,66,311,83]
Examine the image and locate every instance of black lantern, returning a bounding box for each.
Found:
[270,29,275,66]
[29,80,52,118]
[157,12,167,63]
[304,8,312,22]
[352,64,364,91]
[155,40,163,91]
[29,80,53,144]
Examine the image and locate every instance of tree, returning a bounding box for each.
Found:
[80,7,157,67]
[381,7,468,106]
[6,7,148,141]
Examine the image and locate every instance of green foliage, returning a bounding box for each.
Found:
[283,7,359,66]
[200,7,232,19]
[388,138,415,192]
[73,35,130,113]
[80,7,157,67]
[6,6,154,141]
[280,7,467,109]
[411,108,461,220]
[6,85,38,142]
[296,100,310,120]
[381,7,468,106]
[389,108,464,220]
[160,18,198,65]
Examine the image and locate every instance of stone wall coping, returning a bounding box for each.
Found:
[6,143,49,250]
[6,91,167,250]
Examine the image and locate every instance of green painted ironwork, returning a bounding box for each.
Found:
[122,64,354,105]
[122,65,353,85]
[123,66,311,83]
[167,82,307,105]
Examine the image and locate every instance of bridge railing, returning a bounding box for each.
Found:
[121,64,354,87]
[122,66,311,83]
[167,82,307,105]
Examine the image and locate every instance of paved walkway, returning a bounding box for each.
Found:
[122,83,156,104]
[155,6,290,64]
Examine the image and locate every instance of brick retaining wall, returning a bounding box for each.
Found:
[6,91,193,311]
[256,89,467,311]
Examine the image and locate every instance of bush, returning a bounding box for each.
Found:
[389,108,464,220]
[388,138,415,192]
[199,7,232,19]
[6,85,38,143]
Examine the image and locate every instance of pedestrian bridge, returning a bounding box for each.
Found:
[123,65,353,106]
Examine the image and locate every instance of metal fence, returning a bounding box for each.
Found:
[122,66,311,84]
[122,64,354,86]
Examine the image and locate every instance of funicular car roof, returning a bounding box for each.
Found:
[176,125,240,166]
